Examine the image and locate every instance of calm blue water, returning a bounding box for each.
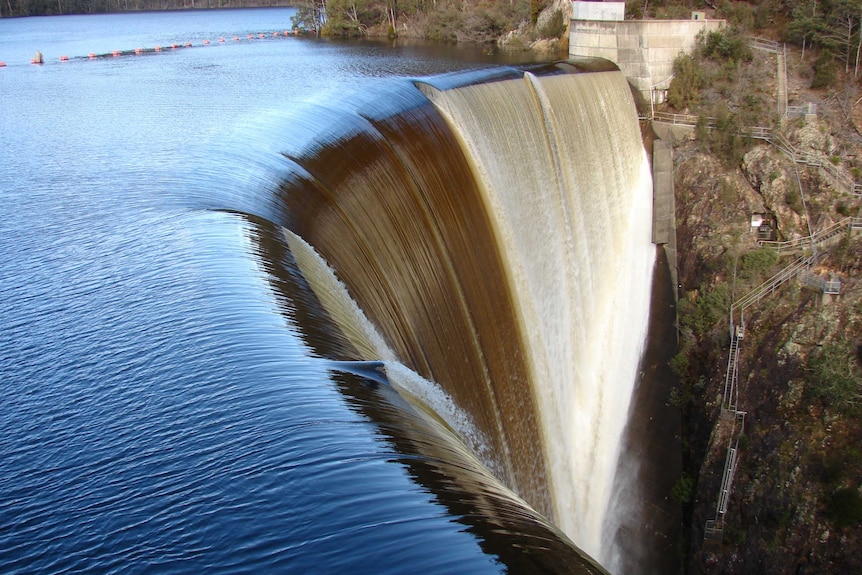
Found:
[0,9,597,574]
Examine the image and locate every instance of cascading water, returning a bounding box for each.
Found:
[421,70,655,566]
[269,64,654,572]
[1,10,668,572]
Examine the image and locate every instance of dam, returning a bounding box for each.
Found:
[272,64,656,570]
[0,10,664,570]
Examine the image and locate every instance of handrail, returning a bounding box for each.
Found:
[730,255,815,330]
[758,216,856,254]
[750,37,779,52]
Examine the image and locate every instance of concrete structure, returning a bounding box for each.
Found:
[569,3,725,103]
[651,139,678,298]
[572,0,624,21]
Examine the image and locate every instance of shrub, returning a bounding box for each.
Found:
[667,53,702,109]
[824,487,862,528]
[707,106,750,166]
[669,350,690,377]
[737,248,779,281]
[699,29,752,64]
[672,475,695,505]
[679,283,730,336]
[811,50,838,89]
[809,342,862,412]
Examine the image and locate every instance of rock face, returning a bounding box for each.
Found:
[741,146,807,237]
[497,0,570,52]
[671,131,862,574]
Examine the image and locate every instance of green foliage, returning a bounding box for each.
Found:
[809,342,862,412]
[669,350,690,377]
[737,248,778,281]
[824,487,862,528]
[704,106,750,166]
[667,53,702,110]
[811,50,838,89]
[624,0,642,20]
[671,474,695,505]
[699,29,752,65]
[679,283,730,336]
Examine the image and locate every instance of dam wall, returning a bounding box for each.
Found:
[569,16,725,103]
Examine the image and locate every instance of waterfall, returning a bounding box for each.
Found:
[421,70,655,565]
[271,67,655,570]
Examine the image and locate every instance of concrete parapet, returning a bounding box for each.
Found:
[652,138,678,297]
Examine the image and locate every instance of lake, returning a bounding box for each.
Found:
[0,8,610,574]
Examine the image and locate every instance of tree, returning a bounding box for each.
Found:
[292,0,328,33]
[667,53,702,110]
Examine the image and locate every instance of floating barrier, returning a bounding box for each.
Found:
[16,28,313,67]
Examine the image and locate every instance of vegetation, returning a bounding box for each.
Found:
[290,0,534,41]
[825,487,862,528]
[678,283,729,336]
[808,341,862,412]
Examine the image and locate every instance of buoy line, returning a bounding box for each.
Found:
[2,28,311,67]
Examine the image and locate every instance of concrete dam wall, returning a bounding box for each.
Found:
[569,18,725,103]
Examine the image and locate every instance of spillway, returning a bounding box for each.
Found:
[270,64,655,570]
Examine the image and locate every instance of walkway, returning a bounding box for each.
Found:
[703,216,861,540]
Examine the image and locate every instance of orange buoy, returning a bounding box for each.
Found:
[171,44,178,49]
[185,41,192,47]
[247,34,253,40]
[218,37,225,43]
[88,53,96,59]
[0,62,6,67]
[31,50,44,64]
[258,33,264,38]
[59,55,69,61]
[233,36,239,41]
[203,39,210,45]
[273,31,279,37]
[112,50,120,57]
[155,45,161,52]
[134,47,142,54]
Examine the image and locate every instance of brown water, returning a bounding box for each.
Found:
[273,66,655,569]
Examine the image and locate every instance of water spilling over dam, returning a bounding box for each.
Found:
[268,63,655,568]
